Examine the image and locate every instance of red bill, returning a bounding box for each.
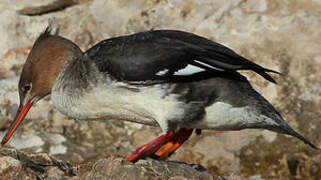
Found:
[1,101,33,145]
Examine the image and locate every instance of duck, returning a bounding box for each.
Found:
[1,27,318,163]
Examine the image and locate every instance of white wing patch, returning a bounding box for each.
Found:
[194,60,225,71]
[173,64,204,75]
[173,61,226,76]
[156,69,169,76]
[157,60,226,77]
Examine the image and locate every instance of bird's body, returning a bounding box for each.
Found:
[51,31,269,131]
[2,28,318,162]
[50,30,315,147]
[52,60,281,133]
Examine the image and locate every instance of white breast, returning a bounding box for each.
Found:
[52,81,185,132]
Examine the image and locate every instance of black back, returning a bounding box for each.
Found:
[86,30,279,84]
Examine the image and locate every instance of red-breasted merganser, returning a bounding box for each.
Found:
[1,27,318,163]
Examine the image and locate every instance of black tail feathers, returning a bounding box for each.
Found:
[254,68,281,84]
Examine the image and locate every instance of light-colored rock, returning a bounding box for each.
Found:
[0,77,20,127]
[243,0,267,13]
[0,0,57,11]
[0,156,22,179]
[0,10,21,57]
[7,135,44,150]
[261,130,277,143]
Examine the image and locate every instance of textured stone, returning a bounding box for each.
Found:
[0,156,22,180]
[0,148,240,179]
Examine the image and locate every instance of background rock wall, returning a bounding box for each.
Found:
[0,0,320,179]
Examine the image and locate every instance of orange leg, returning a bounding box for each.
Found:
[126,131,176,163]
[212,130,224,135]
[154,128,193,160]
[126,128,194,163]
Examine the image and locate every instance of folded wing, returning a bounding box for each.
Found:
[87,30,280,83]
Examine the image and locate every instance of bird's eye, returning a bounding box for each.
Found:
[24,84,31,92]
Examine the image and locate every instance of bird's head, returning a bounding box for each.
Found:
[1,27,83,145]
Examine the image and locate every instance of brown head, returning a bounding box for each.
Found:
[1,27,83,145]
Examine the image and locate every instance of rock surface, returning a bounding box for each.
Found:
[0,147,240,180]
[0,0,320,179]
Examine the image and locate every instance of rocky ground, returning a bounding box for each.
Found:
[1,147,239,179]
[0,0,320,179]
